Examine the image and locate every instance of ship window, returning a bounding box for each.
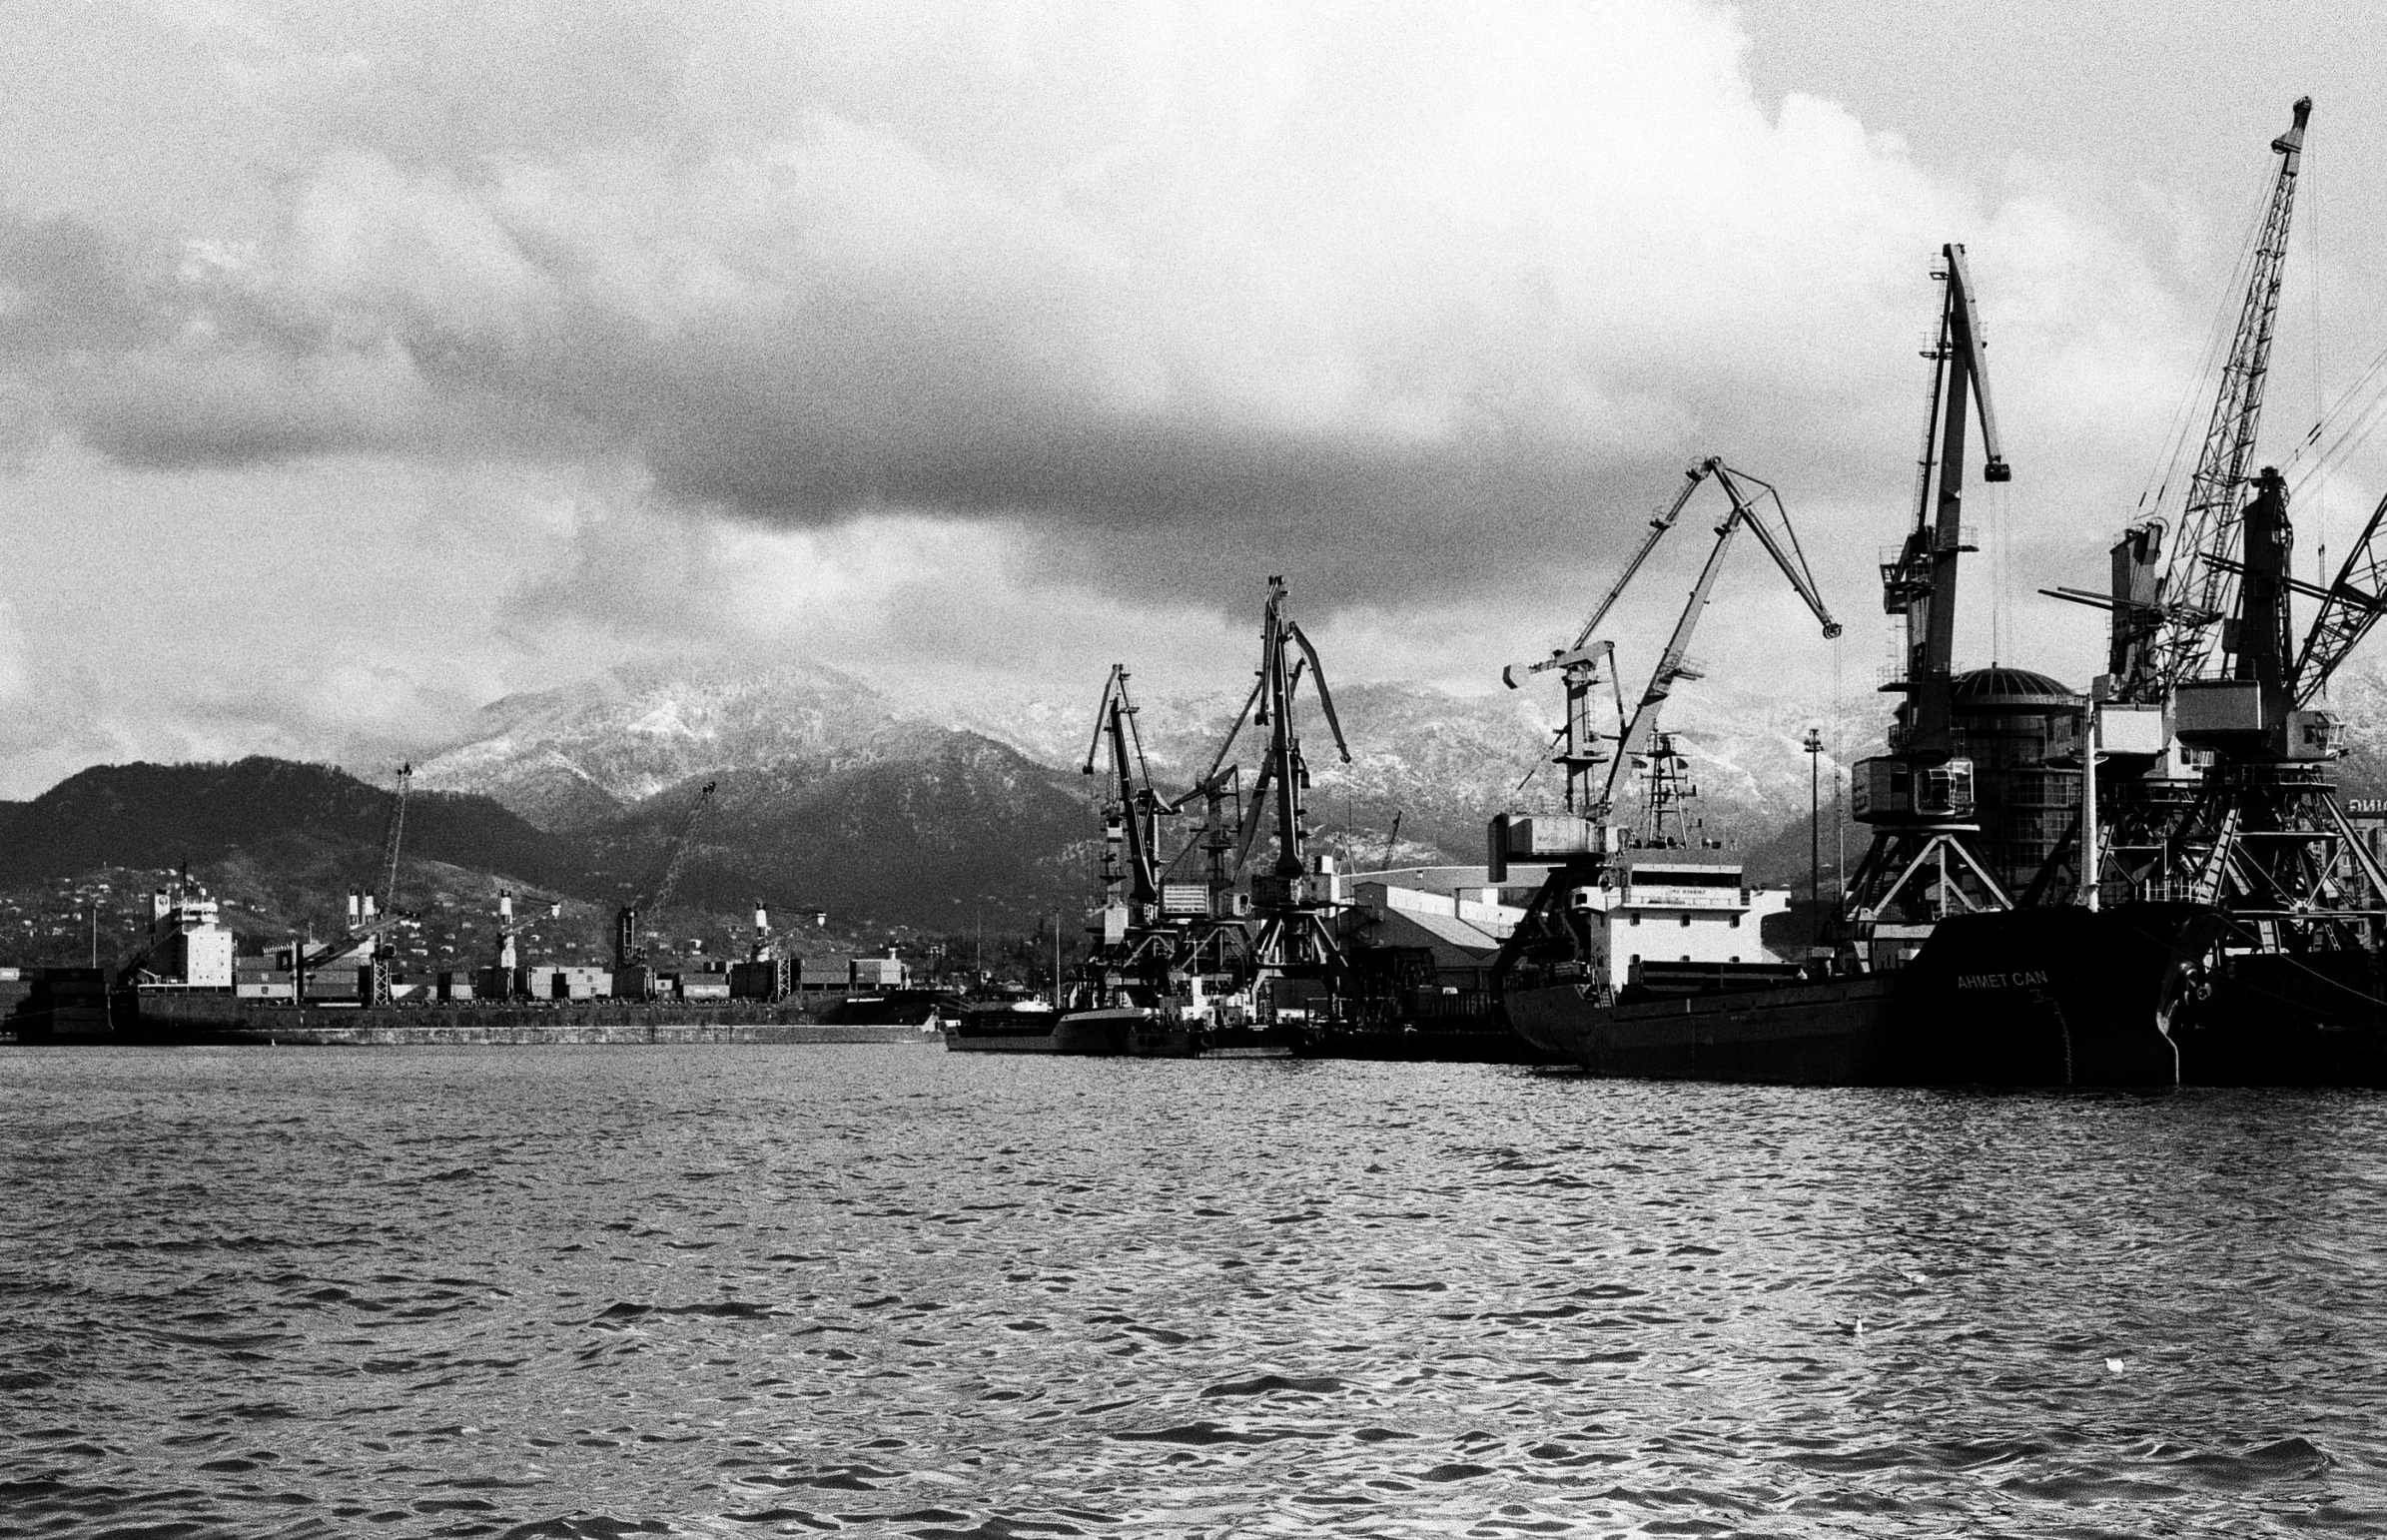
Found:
[1730,955,1741,963]
[1629,915,1640,926]
[1679,914,1692,927]
[1729,915,1741,928]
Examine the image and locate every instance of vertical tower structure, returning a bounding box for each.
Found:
[1843,244,2018,961]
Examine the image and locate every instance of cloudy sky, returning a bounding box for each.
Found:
[4,0,2383,797]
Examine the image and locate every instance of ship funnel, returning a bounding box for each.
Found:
[499,891,514,920]
[362,893,378,921]
[347,892,362,924]
[753,903,770,932]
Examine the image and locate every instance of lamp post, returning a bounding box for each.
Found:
[1803,727,1824,952]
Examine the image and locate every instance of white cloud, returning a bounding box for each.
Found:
[0,0,2284,795]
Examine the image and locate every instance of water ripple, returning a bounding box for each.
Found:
[2,1049,2383,1536]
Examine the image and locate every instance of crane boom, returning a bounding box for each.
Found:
[614,779,717,977]
[1239,577,1354,977]
[646,779,716,921]
[2134,96,2310,697]
[376,762,412,924]
[1596,464,1841,816]
[1726,464,1842,640]
[2292,485,2387,704]
[1893,243,2011,754]
[1083,664,1166,908]
[1503,458,1711,689]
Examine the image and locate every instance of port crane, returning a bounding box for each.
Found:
[2107,98,2313,703]
[365,762,412,1003]
[1842,243,2016,951]
[1501,457,1840,824]
[1492,462,1838,979]
[2026,96,2387,1044]
[1075,663,1220,982]
[1162,763,1245,915]
[1596,461,1839,826]
[285,763,416,1002]
[2044,99,2387,947]
[376,762,411,930]
[1502,457,1707,814]
[611,779,716,998]
[1198,577,1353,1008]
[1083,663,1171,927]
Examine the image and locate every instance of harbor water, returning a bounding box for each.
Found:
[2,1046,2383,1537]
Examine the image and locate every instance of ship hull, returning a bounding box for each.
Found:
[1505,903,2225,1087]
[1299,1022,1553,1064]
[94,991,941,1048]
[1124,1021,1300,1058]
[943,1027,1064,1053]
[949,1007,1298,1058]
[2171,951,2387,1087]
[947,1007,1141,1056]
[944,1007,1065,1053]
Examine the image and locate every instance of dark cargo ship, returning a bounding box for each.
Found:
[1503,902,2225,1087]
[115,990,933,1048]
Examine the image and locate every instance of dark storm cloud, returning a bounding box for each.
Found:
[0,1,2184,609]
[0,216,168,357]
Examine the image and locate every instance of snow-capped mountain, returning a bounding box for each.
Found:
[421,657,1889,869]
[416,661,928,829]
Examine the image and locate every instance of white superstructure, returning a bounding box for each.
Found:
[1563,857,1790,998]
[145,881,236,987]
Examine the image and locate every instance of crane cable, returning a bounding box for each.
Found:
[2134,169,2275,528]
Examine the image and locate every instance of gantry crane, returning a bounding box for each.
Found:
[366,761,412,1002]
[2040,99,2387,935]
[2104,99,2313,702]
[612,779,716,998]
[294,762,415,1002]
[1597,461,1840,824]
[2031,98,2387,1046]
[1195,577,1353,1004]
[1493,462,1838,977]
[1084,663,1169,924]
[1501,457,1839,826]
[1072,663,1203,987]
[1502,457,1713,814]
[1842,243,2015,945]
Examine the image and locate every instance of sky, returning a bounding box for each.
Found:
[4,0,2385,798]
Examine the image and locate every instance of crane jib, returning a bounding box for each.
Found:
[2140,97,2311,699]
